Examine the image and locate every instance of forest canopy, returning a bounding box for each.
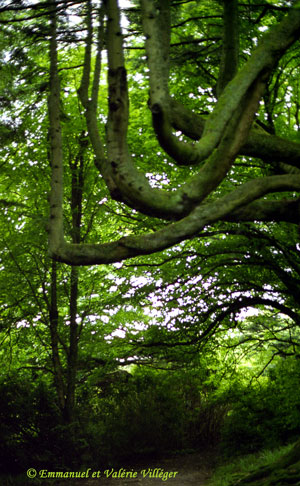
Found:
[2,1,300,485]
[2,0,300,264]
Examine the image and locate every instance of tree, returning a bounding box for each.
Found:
[3,0,300,481]
[106,220,300,356]
[0,70,128,426]
[2,1,300,261]
[43,0,300,265]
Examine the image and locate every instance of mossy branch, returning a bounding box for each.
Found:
[217,0,239,97]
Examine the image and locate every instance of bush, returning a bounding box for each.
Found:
[79,367,228,463]
[219,357,300,456]
[0,374,60,472]
[1,366,229,472]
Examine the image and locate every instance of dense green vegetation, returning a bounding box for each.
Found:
[1,0,300,485]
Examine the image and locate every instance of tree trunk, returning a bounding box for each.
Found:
[63,137,85,422]
[49,260,66,415]
[64,267,79,423]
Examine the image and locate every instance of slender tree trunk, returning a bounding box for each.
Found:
[63,139,85,422]
[64,266,79,423]
[49,260,66,415]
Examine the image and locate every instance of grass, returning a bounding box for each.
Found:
[208,443,294,486]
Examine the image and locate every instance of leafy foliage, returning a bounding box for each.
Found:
[2,1,300,484]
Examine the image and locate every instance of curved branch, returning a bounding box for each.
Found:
[48,1,300,266]
[104,0,182,217]
[201,5,300,159]
[169,99,300,170]
[50,174,300,265]
[226,198,300,223]
[105,74,266,218]
[168,4,300,165]
[100,1,300,220]
[242,131,300,169]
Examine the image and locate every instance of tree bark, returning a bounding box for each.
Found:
[216,0,239,96]
[48,8,64,259]
[49,260,66,415]
[47,1,300,266]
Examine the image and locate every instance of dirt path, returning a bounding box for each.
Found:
[57,452,213,486]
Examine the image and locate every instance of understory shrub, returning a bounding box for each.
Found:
[79,367,228,463]
[219,357,300,455]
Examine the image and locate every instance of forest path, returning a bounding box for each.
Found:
[60,452,213,486]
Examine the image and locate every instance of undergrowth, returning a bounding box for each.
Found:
[208,443,294,486]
